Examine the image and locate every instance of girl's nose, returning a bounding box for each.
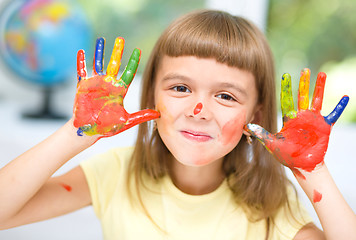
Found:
[187,102,211,120]
[193,103,203,115]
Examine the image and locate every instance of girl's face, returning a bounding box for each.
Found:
[154,56,259,167]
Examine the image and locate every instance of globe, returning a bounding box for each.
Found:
[0,0,92,118]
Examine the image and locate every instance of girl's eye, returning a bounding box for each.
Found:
[172,86,191,93]
[216,93,236,101]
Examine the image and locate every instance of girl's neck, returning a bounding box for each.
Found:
[169,157,225,195]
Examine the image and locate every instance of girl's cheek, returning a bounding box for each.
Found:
[218,111,246,146]
[156,100,174,130]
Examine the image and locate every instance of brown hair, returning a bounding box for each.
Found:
[127,9,293,237]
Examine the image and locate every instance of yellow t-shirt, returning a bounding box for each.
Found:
[80,146,313,240]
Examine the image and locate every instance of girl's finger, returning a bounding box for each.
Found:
[324,95,349,126]
[311,72,326,113]
[93,37,105,76]
[244,124,275,151]
[76,49,87,83]
[106,37,125,77]
[122,109,161,132]
[298,68,311,111]
[281,73,297,121]
[118,48,141,88]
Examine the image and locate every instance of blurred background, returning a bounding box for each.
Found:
[0,0,355,239]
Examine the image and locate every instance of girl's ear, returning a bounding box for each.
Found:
[243,104,263,136]
[251,104,263,124]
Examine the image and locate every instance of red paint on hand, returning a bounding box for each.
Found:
[246,70,348,180]
[194,103,203,115]
[264,110,330,172]
[60,183,72,192]
[313,189,322,203]
[73,75,160,137]
[73,39,160,138]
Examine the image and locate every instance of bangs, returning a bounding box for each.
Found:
[158,10,264,73]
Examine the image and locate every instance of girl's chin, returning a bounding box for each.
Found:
[174,154,222,167]
[167,142,235,167]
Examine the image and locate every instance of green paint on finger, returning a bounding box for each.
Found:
[120,48,141,87]
[281,73,297,119]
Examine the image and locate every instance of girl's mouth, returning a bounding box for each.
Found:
[180,130,213,142]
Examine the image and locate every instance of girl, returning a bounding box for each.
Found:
[0,10,355,240]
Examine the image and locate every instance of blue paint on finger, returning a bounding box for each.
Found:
[94,37,105,75]
[324,95,349,125]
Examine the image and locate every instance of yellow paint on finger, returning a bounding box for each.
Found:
[107,37,125,76]
[281,73,297,119]
[298,68,310,110]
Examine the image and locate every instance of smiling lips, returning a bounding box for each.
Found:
[180,130,213,142]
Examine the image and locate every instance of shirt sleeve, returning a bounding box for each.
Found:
[80,147,133,219]
[270,185,314,239]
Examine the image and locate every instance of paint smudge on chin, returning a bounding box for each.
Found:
[60,183,72,192]
[313,189,322,203]
[194,103,203,115]
[219,111,246,145]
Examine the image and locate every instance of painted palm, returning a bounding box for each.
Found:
[73,37,160,137]
[245,69,349,177]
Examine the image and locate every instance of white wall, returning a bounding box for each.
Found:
[0,0,355,239]
[206,0,269,31]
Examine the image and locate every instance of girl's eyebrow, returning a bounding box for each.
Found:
[161,73,191,82]
[218,82,248,98]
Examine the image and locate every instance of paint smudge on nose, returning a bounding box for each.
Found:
[194,103,203,115]
[60,183,72,192]
[313,189,322,203]
[219,111,246,145]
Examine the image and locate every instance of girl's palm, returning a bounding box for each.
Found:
[73,37,160,137]
[246,69,348,176]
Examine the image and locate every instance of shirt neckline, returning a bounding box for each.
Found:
[162,175,229,203]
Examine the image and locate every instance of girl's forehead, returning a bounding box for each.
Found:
[156,55,256,84]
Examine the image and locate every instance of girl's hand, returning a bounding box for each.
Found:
[73,37,160,138]
[245,68,349,178]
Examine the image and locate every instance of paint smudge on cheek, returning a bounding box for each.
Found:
[155,100,175,136]
[156,99,168,118]
[313,189,322,203]
[194,103,203,115]
[60,183,72,192]
[219,111,246,145]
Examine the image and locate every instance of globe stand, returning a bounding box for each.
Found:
[22,87,67,120]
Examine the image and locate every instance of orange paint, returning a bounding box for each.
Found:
[73,75,128,135]
[193,103,203,115]
[156,99,174,129]
[265,110,330,172]
[156,99,168,117]
[60,183,72,192]
[219,111,246,145]
[313,189,322,203]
